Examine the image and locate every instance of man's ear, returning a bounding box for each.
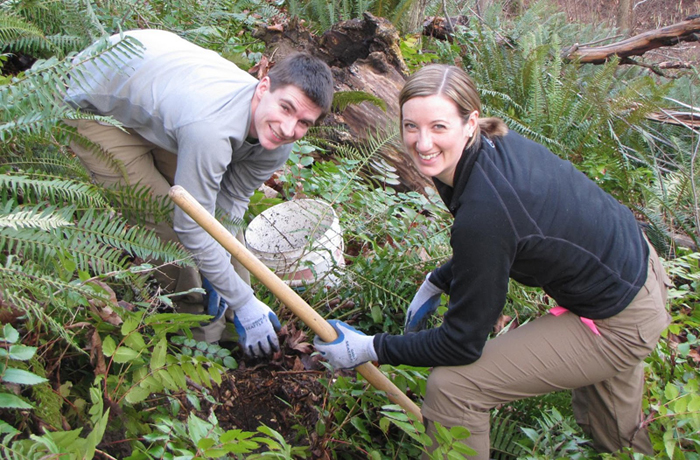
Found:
[254,76,271,100]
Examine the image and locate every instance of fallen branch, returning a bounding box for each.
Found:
[563,16,700,64]
[646,109,700,129]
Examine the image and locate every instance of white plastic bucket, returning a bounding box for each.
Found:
[245,199,344,287]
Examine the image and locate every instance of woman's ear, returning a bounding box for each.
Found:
[465,111,480,137]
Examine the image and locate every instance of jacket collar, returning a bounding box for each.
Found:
[433,136,487,216]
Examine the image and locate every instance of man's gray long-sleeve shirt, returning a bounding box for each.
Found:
[65,29,292,309]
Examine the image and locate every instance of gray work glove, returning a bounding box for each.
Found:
[404,273,443,334]
[313,320,378,369]
[233,296,281,358]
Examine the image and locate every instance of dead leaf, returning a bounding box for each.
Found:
[292,356,305,371]
[91,329,107,377]
[493,314,513,334]
[688,347,700,364]
[249,55,271,80]
[286,327,313,354]
[97,306,123,326]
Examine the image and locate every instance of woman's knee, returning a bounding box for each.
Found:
[424,366,490,426]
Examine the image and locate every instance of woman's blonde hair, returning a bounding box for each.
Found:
[399,64,507,147]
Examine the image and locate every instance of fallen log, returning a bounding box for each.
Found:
[646,109,700,129]
[562,16,700,64]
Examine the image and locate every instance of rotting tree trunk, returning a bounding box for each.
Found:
[562,16,700,64]
[253,12,433,193]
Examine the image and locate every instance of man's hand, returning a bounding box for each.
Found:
[313,320,377,369]
[233,297,281,358]
[202,277,226,321]
[404,273,443,334]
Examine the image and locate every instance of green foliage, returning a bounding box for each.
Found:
[0,324,47,409]
[517,407,593,459]
[638,251,700,459]
[400,35,439,72]
[332,90,387,113]
[2,386,110,460]
[0,1,94,58]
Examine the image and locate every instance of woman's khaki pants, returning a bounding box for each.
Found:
[66,120,249,342]
[422,241,671,459]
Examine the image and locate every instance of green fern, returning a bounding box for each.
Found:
[0,203,72,231]
[332,90,388,113]
[489,412,527,459]
[0,1,95,58]
[0,171,108,208]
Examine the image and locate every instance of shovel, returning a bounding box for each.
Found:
[169,185,422,420]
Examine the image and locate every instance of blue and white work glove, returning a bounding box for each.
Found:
[313,320,378,369]
[202,277,227,322]
[404,273,443,334]
[233,296,282,358]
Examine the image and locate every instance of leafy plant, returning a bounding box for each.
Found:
[0,323,47,410]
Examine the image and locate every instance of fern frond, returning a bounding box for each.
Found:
[0,224,71,270]
[0,204,72,231]
[0,145,90,180]
[0,172,108,208]
[0,11,51,54]
[332,90,387,113]
[490,412,527,459]
[330,128,400,189]
[74,209,193,266]
[102,183,174,227]
[0,257,104,353]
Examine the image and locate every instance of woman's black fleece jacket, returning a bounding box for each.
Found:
[374,130,648,368]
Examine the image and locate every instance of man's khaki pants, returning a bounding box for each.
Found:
[422,241,672,459]
[67,120,250,342]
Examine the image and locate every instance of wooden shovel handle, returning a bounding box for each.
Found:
[169,185,422,420]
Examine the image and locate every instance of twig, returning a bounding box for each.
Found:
[186,376,205,391]
[274,370,325,375]
[95,448,119,460]
[442,0,454,36]
[577,33,625,47]
[620,57,670,77]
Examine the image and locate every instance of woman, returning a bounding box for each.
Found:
[314,64,671,458]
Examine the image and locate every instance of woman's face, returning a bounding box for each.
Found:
[401,94,478,187]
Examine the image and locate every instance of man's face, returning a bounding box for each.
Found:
[249,77,323,150]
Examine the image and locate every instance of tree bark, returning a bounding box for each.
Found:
[562,16,700,64]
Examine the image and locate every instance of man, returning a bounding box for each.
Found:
[64,29,334,357]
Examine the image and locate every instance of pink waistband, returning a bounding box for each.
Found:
[549,306,601,336]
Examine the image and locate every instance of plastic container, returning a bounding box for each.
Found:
[245,199,344,287]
